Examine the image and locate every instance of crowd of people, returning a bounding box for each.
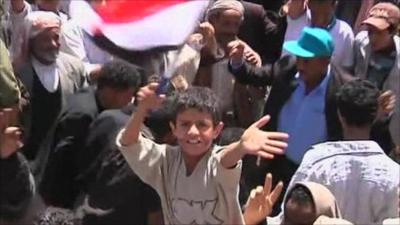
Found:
[0,0,400,224]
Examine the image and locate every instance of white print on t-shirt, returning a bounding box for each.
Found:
[172,198,223,225]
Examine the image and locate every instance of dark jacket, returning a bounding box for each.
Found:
[229,55,354,140]
[40,87,103,208]
[0,153,34,221]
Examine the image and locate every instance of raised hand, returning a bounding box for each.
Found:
[244,48,262,67]
[136,83,166,113]
[228,40,245,66]
[243,173,283,225]
[239,115,288,159]
[378,90,396,116]
[281,0,308,19]
[198,22,215,43]
[0,108,23,159]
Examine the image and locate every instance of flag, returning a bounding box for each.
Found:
[69,0,209,51]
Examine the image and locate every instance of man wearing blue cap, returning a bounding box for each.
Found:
[228,26,354,213]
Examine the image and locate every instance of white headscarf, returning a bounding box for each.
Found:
[206,0,244,21]
[24,11,61,39]
[17,12,62,93]
[13,11,61,70]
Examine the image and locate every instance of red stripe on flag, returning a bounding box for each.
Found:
[95,0,188,24]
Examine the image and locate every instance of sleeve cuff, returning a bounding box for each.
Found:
[229,58,245,70]
[116,128,143,151]
[214,149,242,188]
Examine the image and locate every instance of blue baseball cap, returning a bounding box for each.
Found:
[283,27,335,58]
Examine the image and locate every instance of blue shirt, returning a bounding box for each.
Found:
[277,67,331,164]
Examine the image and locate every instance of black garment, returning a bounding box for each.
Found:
[229,55,353,139]
[239,2,285,63]
[0,153,34,221]
[23,74,62,160]
[266,156,299,216]
[40,87,103,208]
[243,0,285,13]
[75,107,160,225]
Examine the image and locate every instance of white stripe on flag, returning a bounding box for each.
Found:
[70,0,209,50]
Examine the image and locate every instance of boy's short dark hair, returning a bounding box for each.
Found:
[97,61,142,91]
[171,87,221,125]
[336,79,380,127]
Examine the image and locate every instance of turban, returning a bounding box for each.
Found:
[25,11,61,39]
[12,11,61,70]
[206,0,244,21]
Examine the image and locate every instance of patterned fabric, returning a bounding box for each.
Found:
[286,141,400,224]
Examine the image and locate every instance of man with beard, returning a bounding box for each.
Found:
[14,11,86,180]
[194,0,263,127]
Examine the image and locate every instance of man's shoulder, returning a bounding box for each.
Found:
[63,88,98,117]
[57,52,85,74]
[93,108,132,132]
[329,62,355,84]
[57,53,87,81]
[303,141,381,162]
[335,19,353,31]
[58,52,83,65]
[354,30,370,46]
[332,19,354,37]
[274,54,298,77]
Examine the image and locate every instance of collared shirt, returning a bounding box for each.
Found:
[277,67,330,164]
[285,140,400,225]
[367,49,396,90]
[32,57,59,93]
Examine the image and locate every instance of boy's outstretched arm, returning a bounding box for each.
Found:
[220,115,289,169]
[120,83,165,146]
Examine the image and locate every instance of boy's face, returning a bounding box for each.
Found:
[170,108,223,158]
[367,25,394,52]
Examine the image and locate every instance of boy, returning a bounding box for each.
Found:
[117,84,288,224]
[354,2,400,146]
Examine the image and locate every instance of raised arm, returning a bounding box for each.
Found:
[120,83,164,146]
[281,0,308,19]
[227,40,275,87]
[0,108,22,159]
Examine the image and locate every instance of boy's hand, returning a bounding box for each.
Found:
[239,115,288,159]
[136,83,166,113]
[243,173,283,225]
[0,108,23,159]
